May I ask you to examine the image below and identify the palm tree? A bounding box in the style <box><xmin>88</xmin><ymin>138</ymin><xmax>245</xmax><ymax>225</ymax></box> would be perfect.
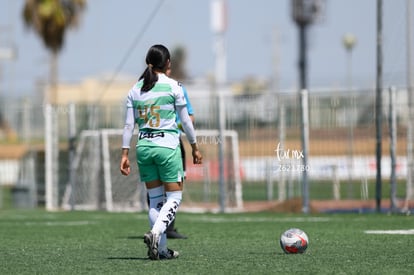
<box><xmin>22</xmin><ymin>0</ymin><xmax>86</xmax><ymax>102</ymax></box>
<box><xmin>22</xmin><ymin>0</ymin><xmax>86</xmax><ymax>210</ymax></box>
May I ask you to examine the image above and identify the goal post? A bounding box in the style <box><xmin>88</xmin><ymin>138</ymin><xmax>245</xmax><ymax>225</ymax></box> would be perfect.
<box><xmin>183</xmin><ymin>129</ymin><xmax>243</xmax><ymax>211</ymax></box>
<box><xmin>61</xmin><ymin>128</ymin><xmax>243</xmax><ymax>212</ymax></box>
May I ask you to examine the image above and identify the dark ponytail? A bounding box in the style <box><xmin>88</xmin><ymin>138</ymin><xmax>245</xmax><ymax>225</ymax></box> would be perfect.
<box><xmin>139</xmin><ymin>44</ymin><xmax>171</xmax><ymax>92</ymax></box>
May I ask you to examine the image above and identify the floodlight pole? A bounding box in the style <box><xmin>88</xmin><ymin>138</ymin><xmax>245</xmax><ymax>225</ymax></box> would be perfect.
<box><xmin>298</xmin><ymin>23</ymin><xmax>310</xmax><ymax>214</ymax></box>
<box><xmin>291</xmin><ymin>0</ymin><xmax>321</xmax><ymax>214</ymax></box>
<box><xmin>405</xmin><ymin>0</ymin><xmax>414</xmax><ymax>212</ymax></box>
<box><xmin>298</xmin><ymin>24</ymin><xmax>308</xmax><ymax>90</ymax></box>
<box><xmin>343</xmin><ymin>33</ymin><xmax>357</xmax><ymax>199</ymax></box>
<box><xmin>211</xmin><ymin>0</ymin><xmax>227</xmax><ymax>212</ymax></box>
<box><xmin>389</xmin><ymin>87</ymin><xmax>397</xmax><ymax>212</ymax></box>
<box><xmin>375</xmin><ymin>0</ymin><xmax>383</xmax><ymax>213</ymax></box>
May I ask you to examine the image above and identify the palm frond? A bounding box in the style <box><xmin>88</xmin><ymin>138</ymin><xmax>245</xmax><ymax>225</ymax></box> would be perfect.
<box><xmin>21</xmin><ymin>0</ymin><xmax>86</xmax><ymax>52</ymax></box>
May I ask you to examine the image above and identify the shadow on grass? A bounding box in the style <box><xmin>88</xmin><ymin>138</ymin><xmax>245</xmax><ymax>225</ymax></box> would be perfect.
<box><xmin>107</xmin><ymin>256</ymin><xmax>148</xmax><ymax>261</ymax></box>
<box><xmin>125</xmin><ymin>236</ymin><xmax>144</xmax><ymax>240</ymax></box>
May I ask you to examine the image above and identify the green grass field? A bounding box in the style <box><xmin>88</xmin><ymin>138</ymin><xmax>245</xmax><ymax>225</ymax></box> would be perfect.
<box><xmin>1</xmin><ymin>210</ymin><xmax>413</xmax><ymax>275</ymax></box>
<box><xmin>182</xmin><ymin>178</ymin><xmax>407</xmax><ymax>203</ymax></box>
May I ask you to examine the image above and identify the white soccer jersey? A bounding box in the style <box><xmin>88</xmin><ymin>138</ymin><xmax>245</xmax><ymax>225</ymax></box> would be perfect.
<box><xmin>124</xmin><ymin>73</ymin><xmax>187</xmax><ymax>149</ymax></box>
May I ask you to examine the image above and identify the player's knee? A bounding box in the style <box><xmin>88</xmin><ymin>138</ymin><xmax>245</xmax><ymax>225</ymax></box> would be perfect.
<box><xmin>166</xmin><ymin>191</ymin><xmax>182</xmax><ymax>205</ymax></box>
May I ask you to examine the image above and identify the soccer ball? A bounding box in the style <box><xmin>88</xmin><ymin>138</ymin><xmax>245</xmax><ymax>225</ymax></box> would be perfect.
<box><xmin>279</xmin><ymin>228</ymin><xmax>309</xmax><ymax>254</ymax></box>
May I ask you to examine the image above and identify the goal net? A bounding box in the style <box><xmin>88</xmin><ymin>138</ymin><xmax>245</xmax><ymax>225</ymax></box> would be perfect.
<box><xmin>61</xmin><ymin>129</ymin><xmax>145</xmax><ymax>211</ymax></box>
<box><xmin>61</xmin><ymin>129</ymin><xmax>242</xmax><ymax>212</ymax></box>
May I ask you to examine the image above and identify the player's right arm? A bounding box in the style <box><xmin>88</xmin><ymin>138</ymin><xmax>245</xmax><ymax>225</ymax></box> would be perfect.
<box><xmin>120</xmin><ymin>148</ymin><xmax>130</xmax><ymax>176</ymax></box>
<box><xmin>120</xmin><ymin>91</ymin><xmax>135</xmax><ymax>176</ymax></box>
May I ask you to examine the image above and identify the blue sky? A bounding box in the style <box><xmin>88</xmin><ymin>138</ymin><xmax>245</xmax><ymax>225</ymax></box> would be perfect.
<box><xmin>0</xmin><ymin>0</ymin><xmax>410</xmax><ymax>96</ymax></box>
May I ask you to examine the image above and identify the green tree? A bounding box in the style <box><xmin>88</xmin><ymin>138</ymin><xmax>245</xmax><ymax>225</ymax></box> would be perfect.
<box><xmin>170</xmin><ymin>46</ymin><xmax>187</xmax><ymax>81</ymax></box>
<box><xmin>22</xmin><ymin>0</ymin><xmax>86</xmax><ymax>102</ymax></box>
<box><xmin>22</xmin><ymin>0</ymin><xmax>86</xmax><ymax>210</ymax></box>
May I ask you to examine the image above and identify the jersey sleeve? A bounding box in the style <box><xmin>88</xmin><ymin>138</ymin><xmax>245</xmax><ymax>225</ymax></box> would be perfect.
<box><xmin>176</xmin><ymin>105</ymin><xmax>196</xmax><ymax>144</ymax></box>
<box><xmin>174</xmin><ymin>82</ymin><xmax>187</xmax><ymax>107</ymax></box>
<box><xmin>183</xmin><ymin>86</ymin><xmax>194</xmax><ymax>115</ymax></box>
<box><xmin>122</xmin><ymin>90</ymin><xmax>135</xmax><ymax>149</ymax></box>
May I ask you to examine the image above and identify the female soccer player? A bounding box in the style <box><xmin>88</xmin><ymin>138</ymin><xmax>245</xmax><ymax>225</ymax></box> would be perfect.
<box><xmin>120</xmin><ymin>44</ymin><xmax>202</xmax><ymax>260</ymax></box>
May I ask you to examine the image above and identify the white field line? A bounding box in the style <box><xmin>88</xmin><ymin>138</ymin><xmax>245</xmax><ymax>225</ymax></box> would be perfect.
<box><xmin>364</xmin><ymin>229</ymin><xmax>414</xmax><ymax>235</ymax></box>
<box><xmin>187</xmin><ymin>216</ymin><xmax>331</xmax><ymax>223</ymax></box>
<box><xmin>24</xmin><ymin>221</ymin><xmax>97</xmax><ymax>226</ymax></box>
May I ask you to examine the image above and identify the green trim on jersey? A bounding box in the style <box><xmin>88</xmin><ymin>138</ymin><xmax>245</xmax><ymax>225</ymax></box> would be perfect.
<box><xmin>157</xmin><ymin>109</ymin><xmax>176</xmax><ymax>120</ymax></box>
<box><xmin>135</xmin><ymin>81</ymin><xmax>173</xmax><ymax>93</ymax></box>
<box><xmin>132</xmin><ymin>96</ymin><xmax>174</xmax><ymax>108</ymax></box>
